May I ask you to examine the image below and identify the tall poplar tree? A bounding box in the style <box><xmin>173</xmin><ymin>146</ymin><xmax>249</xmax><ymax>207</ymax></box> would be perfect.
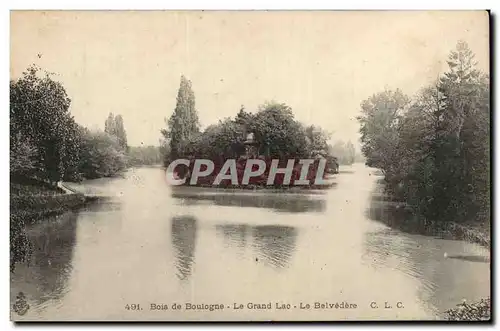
<box><xmin>104</xmin><ymin>113</ymin><xmax>127</xmax><ymax>151</ymax></box>
<box><xmin>162</xmin><ymin>75</ymin><xmax>200</xmax><ymax>162</ymax></box>
<box><xmin>114</xmin><ymin>115</ymin><xmax>128</xmax><ymax>151</ymax></box>
<box><xmin>105</xmin><ymin>112</ymin><xmax>116</xmax><ymax>136</ymax></box>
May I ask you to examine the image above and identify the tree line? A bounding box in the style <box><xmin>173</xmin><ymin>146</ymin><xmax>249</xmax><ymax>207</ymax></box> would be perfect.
<box><xmin>161</xmin><ymin>76</ymin><xmax>356</xmax><ymax>172</ymax></box>
<box><xmin>10</xmin><ymin>64</ymin><xmax>359</xmax><ymax>189</ymax></box>
<box><xmin>357</xmin><ymin>41</ymin><xmax>490</xmax><ymax>226</ymax></box>
<box><xmin>328</xmin><ymin>140</ymin><xmax>358</xmax><ymax>165</ymax></box>
<box><xmin>10</xmin><ymin>65</ymin><xmax>162</xmax><ymax>186</ymax></box>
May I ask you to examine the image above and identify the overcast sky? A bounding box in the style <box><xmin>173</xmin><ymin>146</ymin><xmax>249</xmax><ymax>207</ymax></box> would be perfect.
<box><xmin>10</xmin><ymin>11</ymin><xmax>489</xmax><ymax>147</ymax></box>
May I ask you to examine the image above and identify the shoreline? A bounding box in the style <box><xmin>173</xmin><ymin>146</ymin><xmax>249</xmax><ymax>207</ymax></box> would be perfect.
<box><xmin>382</xmin><ymin>203</ymin><xmax>491</xmax><ymax>250</ymax></box>
<box><xmin>372</xmin><ymin>176</ymin><xmax>490</xmax><ymax>249</ymax></box>
<box><xmin>172</xmin><ymin>177</ymin><xmax>338</xmax><ymax>191</ymax></box>
<box><xmin>439</xmin><ymin>221</ymin><xmax>490</xmax><ymax>249</ymax></box>
<box><xmin>171</xmin><ymin>183</ymin><xmax>336</xmax><ymax>195</ymax></box>
<box><xmin>10</xmin><ymin>193</ymin><xmax>91</xmax><ymax>222</ymax></box>
<box><xmin>374</xmin><ymin>185</ymin><xmax>491</xmax><ymax>321</ymax></box>
<box><xmin>10</xmin><ymin>175</ymin><xmax>490</xmax><ymax>321</ymax></box>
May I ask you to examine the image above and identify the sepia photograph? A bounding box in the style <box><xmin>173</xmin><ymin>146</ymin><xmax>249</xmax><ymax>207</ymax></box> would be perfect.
<box><xmin>9</xmin><ymin>10</ymin><xmax>491</xmax><ymax>321</ymax></box>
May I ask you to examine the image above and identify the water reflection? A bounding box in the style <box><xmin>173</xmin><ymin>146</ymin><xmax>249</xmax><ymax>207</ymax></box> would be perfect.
<box><xmin>363</xmin><ymin>178</ymin><xmax>491</xmax><ymax>317</ymax></box>
<box><xmin>10</xmin><ymin>216</ymin><xmax>32</xmax><ymax>273</ymax></box>
<box><xmin>366</xmin><ymin>180</ymin><xmax>434</xmax><ymax>236</ymax></box>
<box><xmin>215</xmin><ymin>223</ymin><xmax>299</xmax><ymax>269</ymax></box>
<box><xmin>80</xmin><ymin>198</ymin><xmax>122</xmax><ymax>213</ymax></box>
<box><xmin>363</xmin><ymin>229</ymin><xmax>430</xmax><ymax>283</ymax></box>
<box><xmin>363</xmin><ymin>229</ymin><xmax>439</xmax><ymax>315</ymax></box>
<box><xmin>363</xmin><ymin>227</ymin><xmax>490</xmax><ymax>316</ymax></box>
<box><xmin>10</xmin><ymin>211</ymin><xmax>78</xmax><ymax>310</ymax></box>
<box><xmin>170</xmin><ymin>216</ymin><xmax>198</xmax><ymax>281</ymax></box>
<box><xmin>252</xmin><ymin>225</ymin><xmax>298</xmax><ymax>269</ymax></box>
<box><xmin>171</xmin><ymin>190</ymin><xmax>326</xmax><ymax>213</ymax></box>
<box><xmin>215</xmin><ymin>224</ymin><xmax>248</xmax><ymax>250</ymax></box>
<box><xmin>9</xmin><ymin>167</ymin><xmax>490</xmax><ymax>321</ymax></box>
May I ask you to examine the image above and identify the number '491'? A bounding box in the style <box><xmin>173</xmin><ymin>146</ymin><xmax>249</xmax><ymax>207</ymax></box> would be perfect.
<box><xmin>125</xmin><ymin>304</ymin><xmax>142</xmax><ymax>310</ymax></box>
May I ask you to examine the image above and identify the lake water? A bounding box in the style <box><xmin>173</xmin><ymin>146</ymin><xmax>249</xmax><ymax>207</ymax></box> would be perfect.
<box><xmin>10</xmin><ymin>164</ymin><xmax>490</xmax><ymax>321</ymax></box>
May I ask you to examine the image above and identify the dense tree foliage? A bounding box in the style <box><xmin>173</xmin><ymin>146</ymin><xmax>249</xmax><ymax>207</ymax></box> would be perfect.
<box><xmin>11</xmin><ymin>65</ymin><xmax>129</xmax><ymax>185</ymax></box>
<box><xmin>162</xmin><ymin>75</ymin><xmax>200</xmax><ymax>162</ymax></box>
<box><xmin>358</xmin><ymin>41</ymin><xmax>490</xmax><ymax>226</ymax></box>
<box><xmin>177</xmin><ymin>101</ymin><xmax>333</xmax><ymax>162</ymax></box>
<box><xmin>249</xmin><ymin>102</ymin><xmax>310</xmax><ymax>158</ymax></box>
<box><xmin>162</xmin><ymin>100</ymin><xmax>341</xmax><ymax>185</ymax></box>
<box><xmin>105</xmin><ymin>112</ymin><xmax>116</xmax><ymax>136</ymax></box>
<box><xmin>328</xmin><ymin>140</ymin><xmax>356</xmax><ymax>165</ymax></box>
<box><xmin>160</xmin><ymin>86</ymin><xmax>343</xmax><ymax>170</ymax></box>
<box><xmin>127</xmin><ymin>145</ymin><xmax>163</xmax><ymax>166</ymax></box>
<box><xmin>10</xmin><ymin>132</ymin><xmax>40</xmax><ymax>178</ymax></box>
<box><xmin>105</xmin><ymin>112</ymin><xmax>128</xmax><ymax>151</ymax></box>
<box><xmin>304</xmin><ymin>125</ymin><xmax>331</xmax><ymax>157</ymax></box>
<box><xmin>10</xmin><ymin>65</ymin><xmax>80</xmax><ymax>184</ymax></box>
<box><xmin>77</xmin><ymin>129</ymin><xmax>127</xmax><ymax>179</ymax></box>
<box><xmin>114</xmin><ymin>115</ymin><xmax>128</xmax><ymax>151</ymax></box>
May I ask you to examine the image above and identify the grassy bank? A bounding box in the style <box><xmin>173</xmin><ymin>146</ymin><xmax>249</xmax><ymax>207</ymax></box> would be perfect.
<box><xmin>375</xmin><ymin>179</ymin><xmax>490</xmax><ymax>249</ymax></box>
<box><xmin>11</xmin><ymin>193</ymin><xmax>87</xmax><ymax>220</ymax></box>
<box><xmin>439</xmin><ymin>221</ymin><xmax>490</xmax><ymax>248</ymax></box>
<box><xmin>10</xmin><ymin>180</ymin><xmax>89</xmax><ymax>273</ymax></box>
<box><xmin>409</xmin><ymin>214</ymin><xmax>490</xmax><ymax>249</ymax></box>
<box><xmin>10</xmin><ymin>179</ymin><xmax>88</xmax><ymax>219</ymax></box>
<box><xmin>370</xmin><ymin>201</ymin><xmax>491</xmax><ymax>249</ymax></box>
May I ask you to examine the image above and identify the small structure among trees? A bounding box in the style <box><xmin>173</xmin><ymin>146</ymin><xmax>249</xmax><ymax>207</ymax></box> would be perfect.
<box><xmin>160</xmin><ymin>78</ymin><xmax>342</xmax><ymax>187</ymax></box>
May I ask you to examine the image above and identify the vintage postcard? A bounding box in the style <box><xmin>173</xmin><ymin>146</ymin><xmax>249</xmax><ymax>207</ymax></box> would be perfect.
<box><xmin>10</xmin><ymin>10</ymin><xmax>491</xmax><ymax>322</ymax></box>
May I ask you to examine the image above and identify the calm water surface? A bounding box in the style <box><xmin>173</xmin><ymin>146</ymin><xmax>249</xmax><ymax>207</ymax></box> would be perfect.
<box><xmin>10</xmin><ymin>164</ymin><xmax>490</xmax><ymax>321</ymax></box>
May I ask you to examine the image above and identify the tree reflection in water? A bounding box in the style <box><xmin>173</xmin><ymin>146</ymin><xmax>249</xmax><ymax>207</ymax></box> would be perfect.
<box><xmin>214</xmin><ymin>223</ymin><xmax>299</xmax><ymax>269</ymax></box>
<box><xmin>215</xmin><ymin>224</ymin><xmax>248</xmax><ymax>250</ymax></box>
<box><xmin>10</xmin><ymin>211</ymin><xmax>78</xmax><ymax>309</ymax></box>
<box><xmin>171</xmin><ymin>190</ymin><xmax>326</xmax><ymax>213</ymax></box>
<box><xmin>252</xmin><ymin>225</ymin><xmax>298</xmax><ymax>269</ymax></box>
<box><xmin>170</xmin><ymin>216</ymin><xmax>198</xmax><ymax>281</ymax></box>
<box><xmin>363</xmin><ymin>179</ymin><xmax>491</xmax><ymax>317</ymax></box>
